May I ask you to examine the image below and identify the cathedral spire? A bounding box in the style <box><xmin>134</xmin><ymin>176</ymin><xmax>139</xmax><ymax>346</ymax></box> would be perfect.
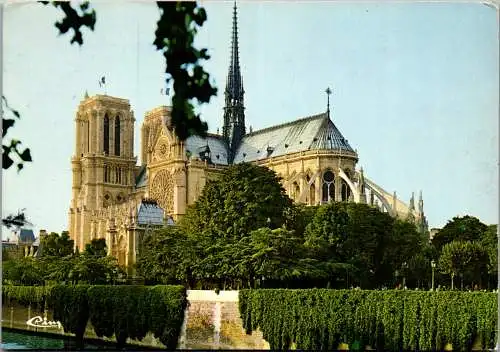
<box><xmin>223</xmin><ymin>1</ymin><xmax>246</xmax><ymax>163</ymax></box>
<box><xmin>227</xmin><ymin>1</ymin><xmax>243</xmax><ymax>100</ymax></box>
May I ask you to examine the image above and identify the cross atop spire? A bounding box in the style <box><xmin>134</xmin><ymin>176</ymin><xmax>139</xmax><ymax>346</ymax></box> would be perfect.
<box><xmin>326</xmin><ymin>87</ymin><xmax>332</xmax><ymax>117</ymax></box>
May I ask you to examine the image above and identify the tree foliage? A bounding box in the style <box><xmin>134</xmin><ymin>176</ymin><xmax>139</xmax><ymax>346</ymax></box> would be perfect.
<box><xmin>184</xmin><ymin>163</ymin><xmax>293</xmax><ymax>239</ymax></box>
<box><xmin>3</xmin><ymin>236</ymin><xmax>124</xmax><ymax>285</ymax></box>
<box><xmin>2</xmin><ymin>97</ymin><xmax>32</xmax><ymax>171</ymax></box>
<box><xmin>2</xmin><ymin>257</ymin><xmax>46</xmax><ymax>286</ymax></box>
<box><xmin>247</xmin><ymin>227</ymin><xmax>312</xmax><ymax>283</ymax></box>
<box><xmin>304</xmin><ymin>202</ymin><xmax>348</xmax><ymax>261</ymax></box>
<box><xmin>240</xmin><ymin>289</ymin><xmax>498</xmax><ymax>351</ymax></box>
<box><xmin>83</xmin><ymin>238</ymin><xmax>107</xmax><ymax>258</ymax></box>
<box><xmin>136</xmin><ymin>226</ymin><xmax>194</xmax><ymax>285</ymax></box>
<box><xmin>432</xmin><ymin>216</ymin><xmax>488</xmax><ymax>252</ymax></box>
<box><xmin>40</xmin><ymin>231</ymin><xmax>74</xmax><ymax>257</ymax></box>
<box><xmin>40</xmin><ymin>1</ymin><xmax>96</xmax><ymax>45</ymax></box>
<box><xmin>481</xmin><ymin>225</ymin><xmax>498</xmax><ymax>275</ymax></box>
<box><xmin>47</xmin><ymin>284</ymin><xmax>187</xmax><ymax>349</ymax></box>
<box><xmin>439</xmin><ymin>240</ymin><xmax>489</xmax><ymax>288</ymax></box>
<box><xmin>139</xmin><ymin>166</ymin><xmax>432</xmax><ymax>289</ymax></box>
<box><xmin>154</xmin><ymin>2</ymin><xmax>217</xmax><ymax>140</ymax></box>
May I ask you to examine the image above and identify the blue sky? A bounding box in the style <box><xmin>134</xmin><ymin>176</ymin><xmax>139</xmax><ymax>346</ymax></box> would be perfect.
<box><xmin>2</xmin><ymin>1</ymin><xmax>498</xmax><ymax>238</ymax></box>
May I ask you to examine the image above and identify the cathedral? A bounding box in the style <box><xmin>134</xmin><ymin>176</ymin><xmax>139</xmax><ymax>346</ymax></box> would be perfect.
<box><xmin>69</xmin><ymin>3</ymin><xmax>427</xmax><ymax>271</ymax></box>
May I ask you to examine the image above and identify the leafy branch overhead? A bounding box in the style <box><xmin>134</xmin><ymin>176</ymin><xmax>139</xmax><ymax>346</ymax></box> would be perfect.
<box><xmin>3</xmin><ymin>1</ymin><xmax>94</xmax><ymax>171</ymax></box>
<box><xmin>39</xmin><ymin>1</ymin><xmax>96</xmax><ymax>45</ymax></box>
<box><xmin>154</xmin><ymin>2</ymin><xmax>218</xmax><ymax>140</ymax></box>
<box><xmin>2</xmin><ymin>96</ymin><xmax>32</xmax><ymax>171</ymax></box>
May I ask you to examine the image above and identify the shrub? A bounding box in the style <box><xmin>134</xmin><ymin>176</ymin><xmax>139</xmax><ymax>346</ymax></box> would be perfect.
<box><xmin>5</xmin><ymin>284</ymin><xmax>187</xmax><ymax>350</ymax></box>
<box><xmin>239</xmin><ymin>289</ymin><xmax>498</xmax><ymax>351</ymax></box>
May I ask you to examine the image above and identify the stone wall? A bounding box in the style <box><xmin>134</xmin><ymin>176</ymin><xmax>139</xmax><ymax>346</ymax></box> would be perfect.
<box><xmin>183</xmin><ymin>290</ymin><xmax>269</xmax><ymax>349</ymax></box>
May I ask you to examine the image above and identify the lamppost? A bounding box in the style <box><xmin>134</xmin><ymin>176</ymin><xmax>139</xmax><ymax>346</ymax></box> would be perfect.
<box><xmin>431</xmin><ymin>260</ymin><xmax>436</xmax><ymax>291</ymax></box>
<box><xmin>402</xmin><ymin>262</ymin><xmax>408</xmax><ymax>289</ymax></box>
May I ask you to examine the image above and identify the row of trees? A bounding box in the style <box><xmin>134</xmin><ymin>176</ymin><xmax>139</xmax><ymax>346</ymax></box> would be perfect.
<box><xmin>136</xmin><ymin>163</ymin><xmax>498</xmax><ymax>290</ymax></box>
<box><xmin>4</xmin><ymin>163</ymin><xmax>495</xmax><ymax>290</ymax></box>
<box><xmin>2</xmin><ymin>233</ymin><xmax>125</xmax><ymax>286</ymax></box>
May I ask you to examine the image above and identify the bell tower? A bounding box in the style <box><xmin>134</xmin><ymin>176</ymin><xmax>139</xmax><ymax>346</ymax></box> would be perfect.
<box><xmin>69</xmin><ymin>94</ymin><xmax>137</xmax><ymax>251</ymax></box>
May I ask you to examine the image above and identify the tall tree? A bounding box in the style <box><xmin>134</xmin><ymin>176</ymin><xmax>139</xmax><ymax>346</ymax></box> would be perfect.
<box><xmin>178</xmin><ymin>163</ymin><xmax>293</xmax><ymax>288</ymax></box>
<box><xmin>342</xmin><ymin>203</ymin><xmax>395</xmax><ymax>288</ymax></box>
<box><xmin>183</xmin><ymin>163</ymin><xmax>293</xmax><ymax>239</ymax></box>
<box><xmin>439</xmin><ymin>240</ymin><xmax>489</xmax><ymax>289</ymax></box>
<box><xmin>432</xmin><ymin>216</ymin><xmax>488</xmax><ymax>251</ymax></box>
<box><xmin>2</xmin><ymin>257</ymin><xmax>46</xmax><ymax>286</ymax></box>
<box><xmin>382</xmin><ymin>219</ymin><xmax>426</xmax><ymax>282</ymax></box>
<box><xmin>136</xmin><ymin>226</ymin><xmax>194</xmax><ymax>285</ymax></box>
<box><xmin>84</xmin><ymin>238</ymin><xmax>107</xmax><ymax>258</ymax></box>
<box><xmin>247</xmin><ymin>227</ymin><xmax>308</xmax><ymax>283</ymax></box>
<box><xmin>304</xmin><ymin>202</ymin><xmax>349</xmax><ymax>261</ymax></box>
<box><xmin>40</xmin><ymin>231</ymin><xmax>74</xmax><ymax>257</ymax></box>
<box><xmin>481</xmin><ymin>225</ymin><xmax>498</xmax><ymax>277</ymax></box>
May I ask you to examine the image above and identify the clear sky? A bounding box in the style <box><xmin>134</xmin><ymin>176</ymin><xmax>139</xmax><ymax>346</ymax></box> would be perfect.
<box><xmin>2</xmin><ymin>1</ymin><xmax>498</xmax><ymax>239</ymax></box>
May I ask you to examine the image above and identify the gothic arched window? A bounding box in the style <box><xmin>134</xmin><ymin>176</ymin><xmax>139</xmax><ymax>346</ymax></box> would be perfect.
<box><xmin>322</xmin><ymin>170</ymin><xmax>335</xmax><ymax>203</ymax></box>
<box><xmin>103</xmin><ymin>114</ymin><xmax>110</xmax><ymax>154</ymax></box>
<box><xmin>115</xmin><ymin>116</ymin><xmax>120</xmax><ymax>156</ymax></box>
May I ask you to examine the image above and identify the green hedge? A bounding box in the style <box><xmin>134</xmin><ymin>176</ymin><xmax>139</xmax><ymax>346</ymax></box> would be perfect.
<box><xmin>2</xmin><ymin>285</ymin><xmax>50</xmax><ymax>309</ymax></box>
<box><xmin>3</xmin><ymin>284</ymin><xmax>187</xmax><ymax>350</ymax></box>
<box><xmin>87</xmin><ymin>285</ymin><xmax>187</xmax><ymax>349</ymax></box>
<box><xmin>239</xmin><ymin>289</ymin><xmax>498</xmax><ymax>351</ymax></box>
<box><xmin>48</xmin><ymin>284</ymin><xmax>90</xmax><ymax>346</ymax></box>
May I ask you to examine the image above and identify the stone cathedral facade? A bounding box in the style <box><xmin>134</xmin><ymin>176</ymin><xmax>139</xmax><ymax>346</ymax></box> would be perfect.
<box><xmin>69</xmin><ymin>3</ymin><xmax>427</xmax><ymax>271</ymax></box>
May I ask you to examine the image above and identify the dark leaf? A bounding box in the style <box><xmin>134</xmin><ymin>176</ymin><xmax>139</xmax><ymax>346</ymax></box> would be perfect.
<box><xmin>3</xmin><ymin>152</ymin><xmax>14</xmax><ymax>170</ymax></box>
<box><xmin>3</xmin><ymin>119</ymin><xmax>15</xmax><ymax>137</ymax></box>
<box><xmin>19</xmin><ymin>148</ymin><xmax>32</xmax><ymax>162</ymax></box>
